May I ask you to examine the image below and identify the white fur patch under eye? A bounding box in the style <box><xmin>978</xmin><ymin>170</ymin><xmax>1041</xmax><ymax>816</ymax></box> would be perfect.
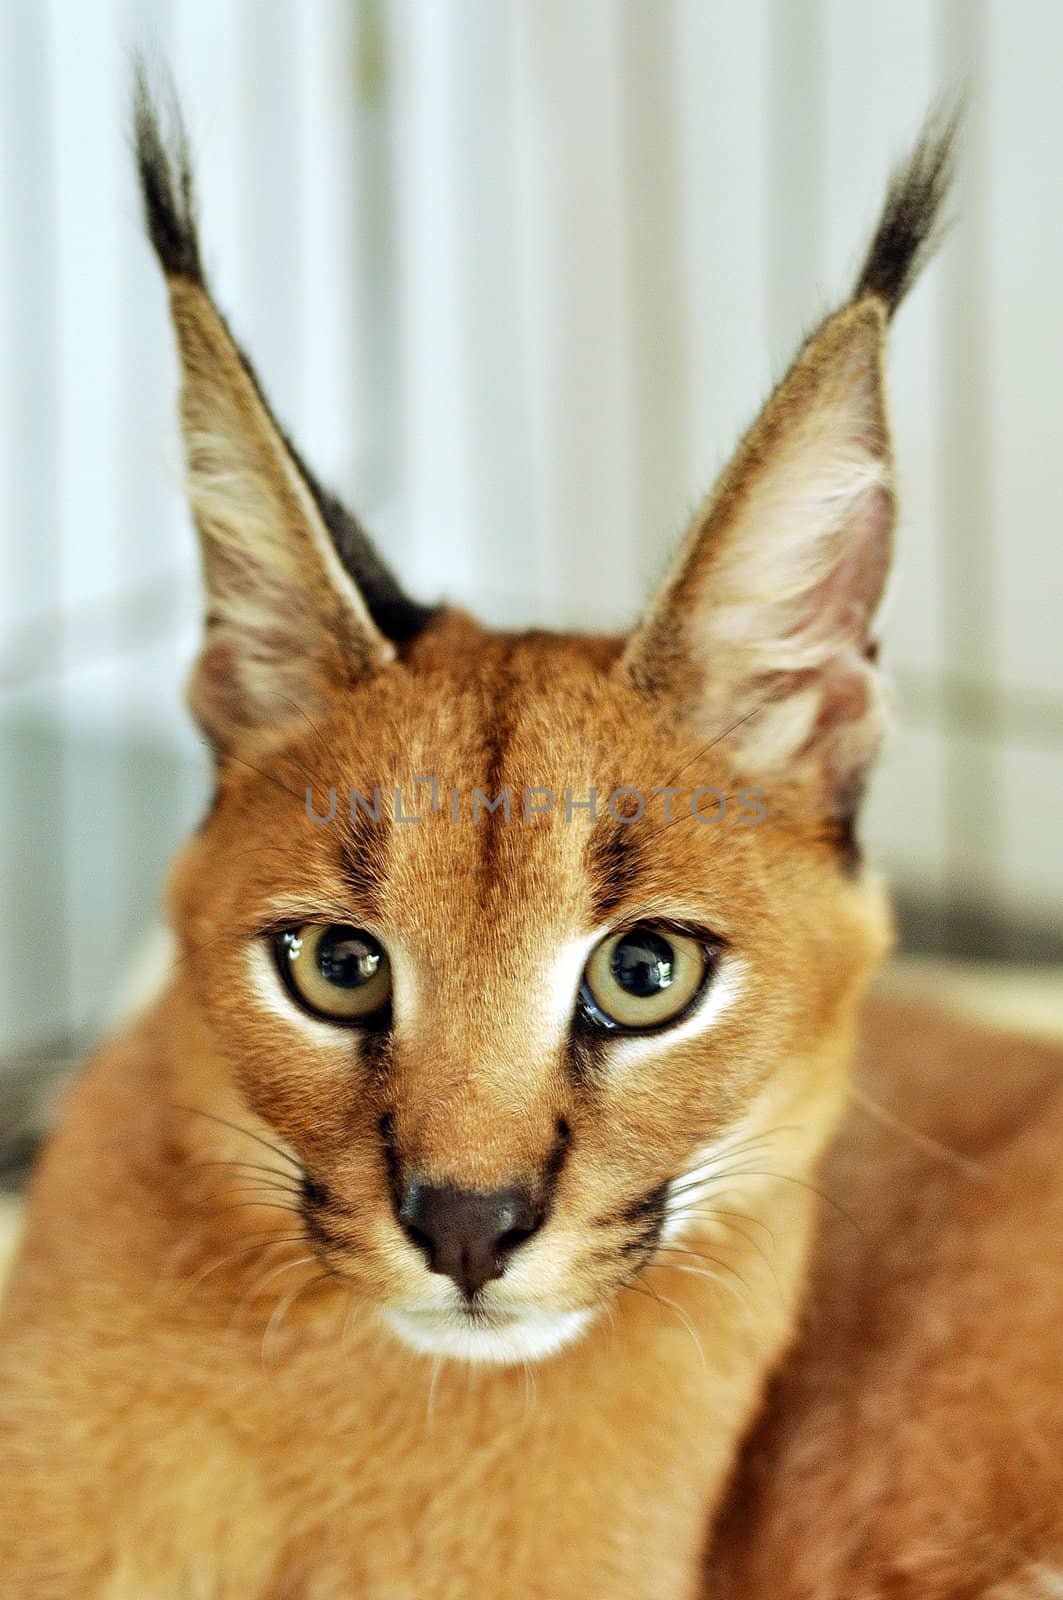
<box><xmin>544</xmin><ymin>932</ymin><xmax>608</xmax><ymax>1034</ymax></box>
<box><xmin>244</xmin><ymin>941</ymin><xmax>347</xmax><ymax>1042</ymax></box>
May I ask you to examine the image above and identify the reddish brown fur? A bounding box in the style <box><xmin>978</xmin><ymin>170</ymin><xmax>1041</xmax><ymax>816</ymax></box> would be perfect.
<box><xmin>711</xmin><ymin>996</ymin><xmax>1063</xmax><ymax>1600</ymax></box>
<box><xmin>0</xmin><ymin>606</ymin><xmax>892</xmax><ymax>1597</ymax></box>
<box><xmin>5</xmin><ymin>102</ymin><xmax>1050</xmax><ymax>1600</ymax></box>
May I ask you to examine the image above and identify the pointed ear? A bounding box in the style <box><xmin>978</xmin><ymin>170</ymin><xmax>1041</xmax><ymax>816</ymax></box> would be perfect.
<box><xmin>621</xmin><ymin>115</ymin><xmax>955</xmax><ymax>821</ymax></box>
<box><xmin>134</xmin><ymin>75</ymin><xmax>419</xmax><ymax>754</ymax></box>
<box><xmin>622</xmin><ymin>301</ymin><xmax>893</xmax><ymax>807</ymax></box>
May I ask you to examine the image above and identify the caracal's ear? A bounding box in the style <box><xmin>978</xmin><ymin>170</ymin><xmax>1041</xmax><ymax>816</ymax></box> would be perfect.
<box><xmin>621</xmin><ymin>111</ymin><xmax>957</xmax><ymax>827</ymax></box>
<box><xmin>133</xmin><ymin>71</ymin><xmax>431</xmax><ymax>755</ymax></box>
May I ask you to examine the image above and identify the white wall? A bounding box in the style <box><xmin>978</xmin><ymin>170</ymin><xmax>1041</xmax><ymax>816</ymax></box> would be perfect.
<box><xmin>1</xmin><ymin>0</ymin><xmax>1061</xmax><ymax>1053</ymax></box>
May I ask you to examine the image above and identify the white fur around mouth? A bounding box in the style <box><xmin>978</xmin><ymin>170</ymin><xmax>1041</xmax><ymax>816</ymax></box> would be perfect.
<box><xmin>383</xmin><ymin>1304</ymin><xmax>594</xmax><ymax>1364</ymax></box>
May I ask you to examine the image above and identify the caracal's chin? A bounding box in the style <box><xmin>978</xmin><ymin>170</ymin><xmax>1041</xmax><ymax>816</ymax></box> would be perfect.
<box><xmin>383</xmin><ymin>1302</ymin><xmax>596</xmax><ymax>1364</ymax></box>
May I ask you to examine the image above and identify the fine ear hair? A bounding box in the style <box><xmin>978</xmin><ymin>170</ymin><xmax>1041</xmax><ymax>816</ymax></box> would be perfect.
<box><xmin>621</xmin><ymin>109</ymin><xmax>957</xmax><ymax>827</ymax></box>
<box><xmin>133</xmin><ymin>69</ymin><xmax>427</xmax><ymax>754</ymax></box>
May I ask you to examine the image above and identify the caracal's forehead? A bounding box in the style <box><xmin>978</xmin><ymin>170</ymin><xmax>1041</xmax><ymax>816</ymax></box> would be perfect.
<box><xmin>337</xmin><ymin>618</ymin><xmax>634</xmax><ymax>786</ymax></box>
<box><xmin>312</xmin><ymin>619</ymin><xmax>757</xmax><ymax>931</ymax></box>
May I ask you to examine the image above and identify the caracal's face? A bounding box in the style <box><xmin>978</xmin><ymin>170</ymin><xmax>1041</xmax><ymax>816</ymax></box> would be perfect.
<box><xmin>171</xmin><ymin>618</ymin><xmax>888</xmax><ymax>1363</ymax></box>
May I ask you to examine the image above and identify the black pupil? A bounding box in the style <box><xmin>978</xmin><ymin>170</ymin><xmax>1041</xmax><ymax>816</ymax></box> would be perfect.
<box><xmin>317</xmin><ymin>927</ymin><xmax>382</xmax><ymax>989</ymax></box>
<box><xmin>611</xmin><ymin>930</ymin><xmax>675</xmax><ymax>997</ymax></box>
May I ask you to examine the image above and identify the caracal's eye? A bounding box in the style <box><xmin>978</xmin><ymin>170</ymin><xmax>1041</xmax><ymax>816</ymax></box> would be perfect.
<box><xmin>276</xmin><ymin>925</ymin><xmax>392</xmax><ymax>1024</ymax></box>
<box><xmin>580</xmin><ymin>926</ymin><xmax>710</xmax><ymax>1032</ymax></box>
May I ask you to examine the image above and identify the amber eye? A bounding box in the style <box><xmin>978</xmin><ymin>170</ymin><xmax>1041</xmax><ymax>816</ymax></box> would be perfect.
<box><xmin>276</xmin><ymin>925</ymin><xmax>392</xmax><ymax>1024</ymax></box>
<box><xmin>579</xmin><ymin>926</ymin><xmax>710</xmax><ymax>1032</ymax></box>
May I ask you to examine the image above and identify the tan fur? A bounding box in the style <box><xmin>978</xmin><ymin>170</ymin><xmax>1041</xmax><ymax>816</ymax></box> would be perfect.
<box><xmin>3</xmin><ymin>104</ymin><xmax>1031</xmax><ymax>1599</ymax></box>
<box><xmin>711</xmin><ymin>994</ymin><xmax>1063</xmax><ymax>1600</ymax></box>
<box><xmin>0</xmin><ymin>607</ymin><xmax>892</xmax><ymax>1597</ymax></box>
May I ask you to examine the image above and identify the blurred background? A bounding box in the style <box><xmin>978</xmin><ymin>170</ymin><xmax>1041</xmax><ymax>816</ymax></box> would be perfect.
<box><xmin>1</xmin><ymin>0</ymin><xmax>1061</xmax><ymax>1134</ymax></box>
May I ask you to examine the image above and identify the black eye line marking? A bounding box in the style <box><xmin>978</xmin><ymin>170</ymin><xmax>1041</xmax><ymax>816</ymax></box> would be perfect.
<box><xmin>537</xmin><ymin>1115</ymin><xmax>572</xmax><ymax>1225</ymax></box>
<box><xmin>565</xmin><ymin>1025</ymin><xmax>606</xmax><ymax>1084</ymax></box>
<box><xmin>357</xmin><ymin>1023</ymin><xmax>394</xmax><ymax>1079</ymax></box>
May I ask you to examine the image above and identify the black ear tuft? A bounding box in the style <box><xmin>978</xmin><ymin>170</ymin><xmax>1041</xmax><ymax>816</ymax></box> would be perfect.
<box><xmin>132</xmin><ymin>64</ymin><xmax>203</xmax><ymax>284</ymax></box>
<box><xmin>130</xmin><ymin>59</ymin><xmax>435</xmax><ymax>652</ymax></box>
<box><xmin>853</xmin><ymin>101</ymin><xmax>960</xmax><ymax>316</ymax></box>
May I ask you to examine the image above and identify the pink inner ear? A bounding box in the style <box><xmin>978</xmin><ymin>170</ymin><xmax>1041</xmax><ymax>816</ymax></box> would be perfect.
<box><xmin>700</xmin><ymin>472</ymin><xmax>895</xmax><ymax>793</ymax></box>
<box><xmin>620</xmin><ymin>301</ymin><xmax>896</xmax><ymax>798</ymax></box>
<box><xmin>768</xmin><ymin>480</ymin><xmax>893</xmax><ymax>781</ymax></box>
<box><xmin>790</xmin><ymin>480</ymin><xmax>893</xmax><ymax>656</ymax></box>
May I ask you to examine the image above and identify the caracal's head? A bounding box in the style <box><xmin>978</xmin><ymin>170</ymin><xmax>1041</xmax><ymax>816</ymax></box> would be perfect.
<box><xmin>138</xmin><ymin>79</ymin><xmax>953</xmax><ymax>1363</ymax></box>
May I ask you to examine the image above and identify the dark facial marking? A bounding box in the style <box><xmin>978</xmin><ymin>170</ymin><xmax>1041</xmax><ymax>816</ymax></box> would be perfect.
<box><xmin>378</xmin><ymin>1112</ymin><xmax>402</xmax><ymax>1207</ymax></box>
<box><xmin>619</xmin><ymin>1180</ymin><xmax>670</xmax><ymax>1229</ymax></box>
<box><xmin>537</xmin><ymin>1117</ymin><xmax>572</xmax><ymax>1221</ymax></box>
<box><xmin>588</xmin><ymin>821</ymin><xmax>646</xmax><ymax>921</ymax></box>
<box><xmin>476</xmin><ymin>638</ymin><xmax>521</xmax><ymax>885</ymax></box>
<box><xmin>594</xmin><ymin>1180</ymin><xmax>670</xmax><ymax>1233</ymax></box>
<box><xmin>566</xmin><ymin>1025</ymin><xmax>608</xmax><ymax>1085</ymax></box>
<box><xmin>339</xmin><ymin>801</ymin><xmax>390</xmax><ymax>925</ymax></box>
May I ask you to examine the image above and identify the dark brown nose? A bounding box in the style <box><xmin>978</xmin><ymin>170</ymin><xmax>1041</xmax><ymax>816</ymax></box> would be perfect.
<box><xmin>397</xmin><ymin>1181</ymin><xmax>544</xmax><ymax>1297</ymax></box>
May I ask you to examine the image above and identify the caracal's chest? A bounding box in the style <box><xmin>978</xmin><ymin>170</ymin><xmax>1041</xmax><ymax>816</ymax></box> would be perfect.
<box><xmin>80</xmin><ymin>1285</ymin><xmax>766</xmax><ymax>1600</ymax></box>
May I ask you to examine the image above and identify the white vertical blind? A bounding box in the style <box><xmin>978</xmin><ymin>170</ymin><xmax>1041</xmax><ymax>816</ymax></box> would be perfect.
<box><xmin>2</xmin><ymin>0</ymin><xmax>1062</xmax><ymax>1058</ymax></box>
